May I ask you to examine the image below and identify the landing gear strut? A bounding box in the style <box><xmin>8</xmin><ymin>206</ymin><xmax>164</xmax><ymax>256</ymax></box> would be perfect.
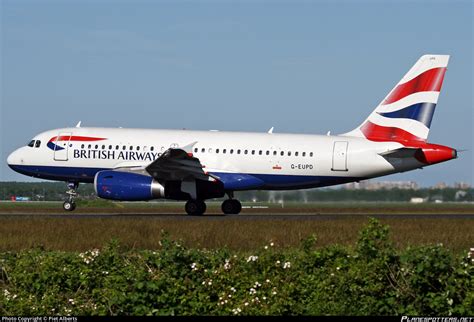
<box><xmin>221</xmin><ymin>192</ymin><xmax>242</xmax><ymax>215</ymax></box>
<box><xmin>185</xmin><ymin>199</ymin><xmax>206</xmax><ymax>216</ymax></box>
<box><xmin>63</xmin><ymin>182</ymin><xmax>78</xmax><ymax>211</ymax></box>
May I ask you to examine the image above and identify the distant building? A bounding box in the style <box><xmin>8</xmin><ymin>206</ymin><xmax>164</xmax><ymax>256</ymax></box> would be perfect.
<box><xmin>343</xmin><ymin>180</ymin><xmax>419</xmax><ymax>190</ymax></box>
<box><xmin>453</xmin><ymin>182</ymin><xmax>471</xmax><ymax>189</ymax></box>
<box><xmin>433</xmin><ymin>182</ymin><xmax>448</xmax><ymax>189</ymax></box>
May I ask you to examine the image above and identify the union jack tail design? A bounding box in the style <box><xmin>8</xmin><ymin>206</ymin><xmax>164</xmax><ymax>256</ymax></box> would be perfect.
<box><xmin>344</xmin><ymin>55</ymin><xmax>449</xmax><ymax>144</ymax></box>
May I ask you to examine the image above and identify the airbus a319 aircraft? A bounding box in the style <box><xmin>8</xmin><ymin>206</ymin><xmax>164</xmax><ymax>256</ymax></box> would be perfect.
<box><xmin>7</xmin><ymin>55</ymin><xmax>457</xmax><ymax>215</ymax></box>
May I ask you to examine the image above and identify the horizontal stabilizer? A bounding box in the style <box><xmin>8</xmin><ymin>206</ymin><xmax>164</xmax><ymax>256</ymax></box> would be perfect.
<box><xmin>379</xmin><ymin>147</ymin><xmax>421</xmax><ymax>158</ymax></box>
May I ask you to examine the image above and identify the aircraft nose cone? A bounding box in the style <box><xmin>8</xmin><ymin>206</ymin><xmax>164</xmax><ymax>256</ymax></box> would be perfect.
<box><xmin>7</xmin><ymin>149</ymin><xmax>22</xmax><ymax>167</ymax></box>
<box><xmin>7</xmin><ymin>151</ymin><xmax>15</xmax><ymax>165</ymax></box>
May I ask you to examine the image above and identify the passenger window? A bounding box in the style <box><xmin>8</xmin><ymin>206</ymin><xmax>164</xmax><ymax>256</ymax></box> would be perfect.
<box><xmin>302</xmin><ymin>152</ymin><xmax>306</xmax><ymax>157</ymax></box>
<box><xmin>216</xmin><ymin>149</ymin><xmax>220</xmax><ymax>153</ymax></box>
<box><xmin>251</xmin><ymin>150</ymin><xmax>255</xmax><ymax>155</ymax></box>
<box><xmin>109</xmin><ymin>145</ymin><xmax>112</xmax><ymax>150</ymax></box>
<box><xmin>266</xmin><ymin>151</ymin><xmax>270</xmax><ymax>155</ymax></box>
<box><xmin>295</xmin><ymin>152</ymin><xmax>299</xmax><ymax>157</ymax></box>
<box><xmin>273</xmin><ymin>151</ymin><xmax>277</xmax><ymax>156</ymax></box>
<box><xmin>201</xmin><ymin>148</ymin><xmax>205</xmax><ymax>153</ymax></box>
<box><xmin>230</xmin><ymin>149</ymin><xmax>234</xmax><ymax>154</ymax></box>
<box><xmin>288</xmin><ymin>151</ymin><xmax>291</xmax><ymax>156</ymax></box>
<box><xmin>95</xmin><ymin>145</ymin><xmax>98</xmax><ymax>149</ymax></box>
<box><xmin>259</xmin><ymin>150</ymin><xmax>262</xmax><ymax>155</ymax></box>
<box><xmin>116</xmin><ymin>145</ymin><xmax>119</xmax><ymax>150</ymax></box>
<box><xmin>81</xmin><ymin>144</ymin><xmax>85</xmax><ymax>149</ymax></box>
<box><xmin>28</xmin><ymin>140</ymin><xmax>35</xmax><ymax>147</ymax></box>
<box><xmin>123</xmin><ymin>146</ymin><xmax>126</xmax><ymax>150</ymax></box>
<box><xmin>310</xmin><ymin>152</ymin><xmax>314</xmax><ymax>157</ymax></box>
<box><xmin>137</xmin><ymin>146</ymin><xmax>140</xmax><ymax>151</ymax></box>
<box><xmin>129</xmin><ymin>146</ymin><xmax>133</xmax><ymax>150</ymax></box>
<box><xmin>244</xmin><ymin>150</ymin><xmax>248</xmax><ymax>155</ymax></box>
<box><xmin>150</xmin><ymin>146</ymin><xmax>154</xmax><ymax>151</ymax></box>
<box><xmin>280</xmin><ymin>151</ymin><xmax>284</xmax><ymax>156</ymax></box>
<box><xmin>223</xmin><ymin>149</ymin><xmax>227</xmax><ymax>154</ymax></box>
<box><xmin>194</xmin><ymin>148</ymin><xmax>198</xmax><ymax>153</ymax></box>
<box><xmin>237</xmin><ymin>149</ymin><xmax>241</xmax><ymax>154</ymax></box>
<box><xmin>88</xmin><ymin>144</ymin><xmax>92</xmax><ymax>149</ymax></box>
<box><xmin>35</xmin><ymin>140</ymin><xmax>41</xmax><ymax>148</ymax></box>
<box><xmin>102</xmin><ymin>145</ymin><xmax>105</xmax><ymax>149</ymax></box>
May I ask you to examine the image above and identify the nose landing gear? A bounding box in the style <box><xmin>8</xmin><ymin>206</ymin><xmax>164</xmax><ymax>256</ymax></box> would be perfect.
<box><xmin>63</xmin><ymin>182</ymin><xmax>78</xmax><ymax>211</ymax></box>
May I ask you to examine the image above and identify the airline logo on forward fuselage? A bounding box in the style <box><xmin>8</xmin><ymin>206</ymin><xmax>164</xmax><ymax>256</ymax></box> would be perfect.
<box><xmin>47</xmin><ymin>135</ymin><xmax>106</xmax><ymax>151</ymax></box>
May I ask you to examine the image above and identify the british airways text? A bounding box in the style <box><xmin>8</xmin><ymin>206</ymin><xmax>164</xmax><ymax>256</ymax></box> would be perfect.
<box><xmin>73</xmin><ymin>149</ymin><xmax>160</xmax><ymax>161</ymax></box>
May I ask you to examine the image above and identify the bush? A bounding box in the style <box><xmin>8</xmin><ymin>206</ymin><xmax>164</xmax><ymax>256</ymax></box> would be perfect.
<box><xmin>0</xmin><ymin>218</ymin><xmax>472</xmax><ymax>316</ymax></box>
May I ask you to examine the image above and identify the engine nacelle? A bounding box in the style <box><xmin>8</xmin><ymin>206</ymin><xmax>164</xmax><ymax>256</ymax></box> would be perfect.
<box><xmin>94</xmin><ymin>170</ymin><xmax>165</xmax><ymax>201</ymax></box>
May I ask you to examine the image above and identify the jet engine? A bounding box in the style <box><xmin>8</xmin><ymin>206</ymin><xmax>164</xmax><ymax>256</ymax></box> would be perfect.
<box><xmin>94</xmin><ymin>170</ymin><xmax>165</xmax><ymax>201</ymax></box>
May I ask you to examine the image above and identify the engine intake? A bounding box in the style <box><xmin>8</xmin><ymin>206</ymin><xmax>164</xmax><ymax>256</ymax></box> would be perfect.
<box><xmin>94</xmin><ymin>170</ymin><xmax>165</xmax><ymax>201</ymax></box>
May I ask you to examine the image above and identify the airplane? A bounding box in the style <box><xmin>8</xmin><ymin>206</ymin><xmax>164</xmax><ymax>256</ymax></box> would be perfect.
<box><xmin>7</xmin><ymin>54</ymin><xmax>457</xmax><ymax>215</ymax></box>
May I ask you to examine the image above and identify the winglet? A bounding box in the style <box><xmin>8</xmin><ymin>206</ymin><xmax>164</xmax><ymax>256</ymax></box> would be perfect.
<box><xmin>268</xmin><ymin>127</ymin><xmax>274</xmax><ymax>134</ymax></box>
<box><xmin>75</xmin><ymin>121</ymin><xmax>82</xmax><ymax>128</ymax></box>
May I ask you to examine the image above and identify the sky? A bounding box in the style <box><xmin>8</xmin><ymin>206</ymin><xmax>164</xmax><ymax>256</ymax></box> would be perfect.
<box><xmin>0</xmin><ymin>0</ymin><xmax>472</xmax><ymax>187</ymax></box>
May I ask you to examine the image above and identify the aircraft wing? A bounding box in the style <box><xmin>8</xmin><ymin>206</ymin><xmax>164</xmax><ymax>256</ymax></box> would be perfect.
<box><xmin>110</xmin><ymin>142</ymin><xmax>212</xmax><ymax>182</ymax></box>
<box><xmin>112</xmin><ymin>142</ymin><xmax>262</xmax><ymax>190</ymax></box>
<box><xmin>145</xmin><ymin>142</ymin><xmax>213</xmax><ymax>182</ymax></box>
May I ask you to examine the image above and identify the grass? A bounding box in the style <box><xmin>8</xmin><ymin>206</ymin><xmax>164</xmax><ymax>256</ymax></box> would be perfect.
<box><xmin>0</xmin><ymin>215</ymin><xmax>472</xmax><ymax>253</ymax></box>
<box><xmin>1</xmin><ymin>201</ymin><xmax>472</xmax><ymax>253</ymax></box>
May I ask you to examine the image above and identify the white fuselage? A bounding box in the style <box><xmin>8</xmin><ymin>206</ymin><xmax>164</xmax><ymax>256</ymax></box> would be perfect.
<box><xmin>7</xmin><ymin>127</ymin><xmax>424</xmax><ymax>190</ymax></box>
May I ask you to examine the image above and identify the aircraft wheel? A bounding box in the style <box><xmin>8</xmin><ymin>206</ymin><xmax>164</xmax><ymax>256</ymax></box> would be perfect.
<box><xmin>222</xmin><ymin>199</ymin><xmax>241</xmax><ymax>215</ymax></box>
<box><xmin>63</xmin><ymin>201</ymin><xmax>76</xmax><ymax>211</ymax></box>
<box><xmin>185</xmin><ymin>199</ymin><xmax>206</xmax><ymax>216</ymax></box>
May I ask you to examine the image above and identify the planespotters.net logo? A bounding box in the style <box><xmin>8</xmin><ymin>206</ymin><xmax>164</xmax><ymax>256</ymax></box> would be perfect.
<box><xmin>401</xmin><ymin>317</ymin><xmax>474</xmax><ymax>322</ymax></box>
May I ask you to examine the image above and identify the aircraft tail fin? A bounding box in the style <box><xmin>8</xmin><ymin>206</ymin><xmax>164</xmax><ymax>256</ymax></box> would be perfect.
<box><xmin>343</xmin><ymin>54</ymin><xmax>449</xmax><ymax>144</ymax></box>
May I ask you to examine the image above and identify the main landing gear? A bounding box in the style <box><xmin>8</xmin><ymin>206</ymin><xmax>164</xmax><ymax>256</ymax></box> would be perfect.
<box><xmin>185</xmin><ymin>199</ymin><xmax>207</xmax><ymax>216</ymax></box>
<box><xmin>221</xmin><ymin>191</ymin><xmax>241</xmax><ymax>215</ymax></box>
<box><xmin>63</xmin><ymin>182</ymin><xmax>78</xmax><ymax>212</ymax></box>
<box><xmin>221</xmin><ymin>199</ymin><xmax>242</xmax><ymax>215</ymax></box>
<box><xmin>184</xmin><ymin>194</ymin><xmax>242</xmax><ymax>216</ymax></box>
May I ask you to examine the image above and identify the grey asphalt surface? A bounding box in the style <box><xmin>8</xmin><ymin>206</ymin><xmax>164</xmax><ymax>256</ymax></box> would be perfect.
<box><xmin>0</xmin><ymin>213</ymin><xmax>473</xmax><ymax>220</ymax></box>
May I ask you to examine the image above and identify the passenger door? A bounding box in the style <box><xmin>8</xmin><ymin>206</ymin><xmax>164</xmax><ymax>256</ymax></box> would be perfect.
<box><xmin>54</xmin><ymin>132</ymin><xmax>72</xmax><ymax>161</ymax></box>
<box><xmin>332</xmin><ymin>141</ymin><xmax>348</xmax><ymax>171</ymax></box>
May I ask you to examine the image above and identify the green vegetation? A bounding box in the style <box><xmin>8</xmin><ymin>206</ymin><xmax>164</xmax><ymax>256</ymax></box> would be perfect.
<box><xmin>1</xmin><ymin>219</ymin><xmax>472</xmax><ymax>315</ymax></box>
<box><xmin>0</xmin><ymin>181</ymin><xmax>472</xmax><ymax>202</ymax></box>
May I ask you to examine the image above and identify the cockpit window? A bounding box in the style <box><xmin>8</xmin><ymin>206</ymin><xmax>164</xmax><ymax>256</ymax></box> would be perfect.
<box><xmin>35</xmin><ymin>140</ymin><xmax>41</xmax><ymax>148</ymax></box>
<box><xmin>27</xmin><ymin>140</ymin><xmax>35</xmax><ymax>147</ymax></box>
